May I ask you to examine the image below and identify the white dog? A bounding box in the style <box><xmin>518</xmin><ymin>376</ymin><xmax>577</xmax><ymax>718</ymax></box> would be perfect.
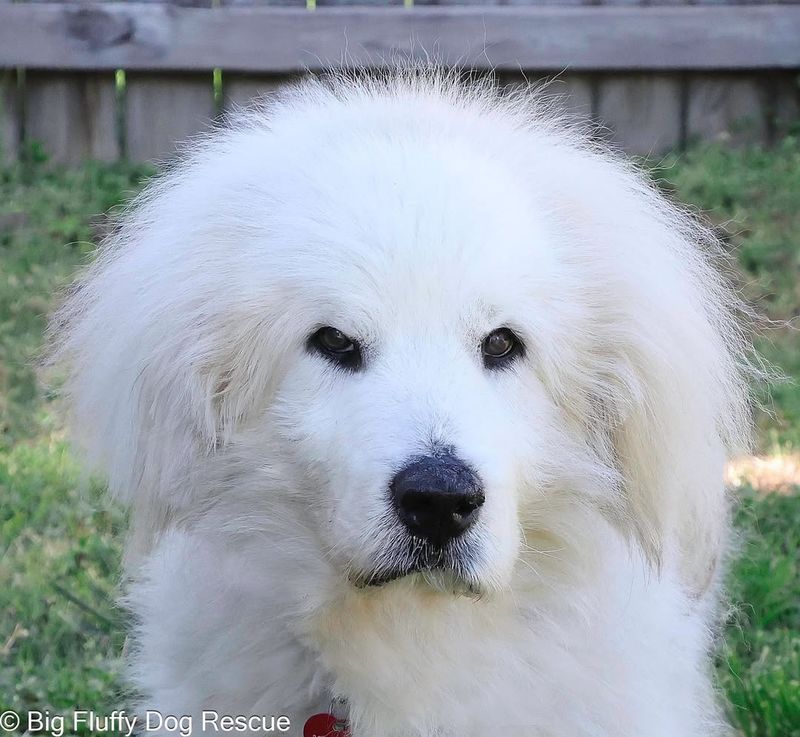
<box><xmin>52</xmin><ymin>69</ymin><xmax>752</xmax><ymax>737</ymax></box>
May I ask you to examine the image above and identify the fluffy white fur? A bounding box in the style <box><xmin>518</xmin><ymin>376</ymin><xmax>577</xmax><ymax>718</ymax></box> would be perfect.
<box><xmin>52</xmin><ymin>69</ymin><xmax>753</xmax><ymax>736</ymax></box>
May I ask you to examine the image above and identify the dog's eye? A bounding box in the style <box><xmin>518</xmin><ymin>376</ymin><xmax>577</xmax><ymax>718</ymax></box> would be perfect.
<box><xmin>308</xmin><ymin>326</ymin><xmax>363</xmax><ymax>370</ymax></box>
<box><xmin>316</xmin><ymin>327</ymin><xmax>353</xmax><ymax>353</ymax></box>
<box><xmin>481</xmin><ymin>327</ymin><xmax>523</xmax><ymax>369</ymax></box>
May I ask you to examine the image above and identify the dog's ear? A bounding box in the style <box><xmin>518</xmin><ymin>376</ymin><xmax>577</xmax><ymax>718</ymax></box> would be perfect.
<box><xmin>595</xmin><ymin>198</ymin><xmax>752</xmax><ymax>594</ymax></box>
<box><xmin>47</xmin><ymin>172</ymin><xmax>283</xmax><ymax>531</ymax></box>
<box><xmin>540</xmin><ymin>153</ymin><xmax>754</xmax><ymax>594</ymax></box>
<box><xmin>607</xmin><ymin>320</ymin><xmax>741</xmax><ymax>593</ymax></box>
<box><xmin>49</xmin><ymin>254</ymin><xmax>219</xmax><ymax>511</ymax></box>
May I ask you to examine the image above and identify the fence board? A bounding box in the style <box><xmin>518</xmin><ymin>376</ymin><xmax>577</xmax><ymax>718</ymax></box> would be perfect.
<box><xmin>499</xmin><ymin>72</ymin><xmax>594</xmax><ymax>124</ymax></box>
<box><xmin>548</xmin><ymin>74</ymin><xmax>594</xmax><ymax>122</ymax></box>
<box><xmin>686</xmin><ymin>74</ymin><xmax>767</xmax><ymax>145</ymax></box>
<box><xmin>125</xmin><ymin>73</ymin><xmax>216</xmax><ymax>162</ymax></box>
<box><xmin>1</xmin><ymin>69</ymin><xmax>19</xmax><ymax>165</ymax></box>
<box><xmin>1</xmin><ymin>2</ymin><xmax>798</xmax><ymax>162</ymax></box>
<box><xmin>414</xmin><ymin>1</ymin><xmax>584</xmax><ymax>4</ymax></box>
<box><xmin>0</xmin><ymin>0</ymin><xmax>17</xmax><ymax>164</ymax></box>
<box><xmin>412</xmin><ymin>0</ymin><xmax>507</xmax><ymax>4</ymax></box>
<box><xmin>316</xmin><ymin>0</ymin><xmax>403</xmax><ymax>5</ymax></box>
<box><xmin>24</xmin><ymin>71</ymin><xmax>119</xmax><ymax>164</ymax></box>
<box><xmin>14</xmin><ymin>0</ymin><xmax>130</xmax><ymax>165</ymax></box>
<box><xmin>221</xmin><ymin>1</ymin><xmax>304</xmax><ymax>5</ymax></box>
<box><xmin>223</xmin><ymin>74</ymin><xmax>297</xmax><ymax>113</ymax></box>
<box><xmin>2</xmin><ymin>4</ymin><xmax>800</xmax><ymax>72</ymax></box>
<box><xmin>771</xmin><ymin>71</ymin><xmax>800</xmax><ymax>139</ymax></box>
<box><xmin>596</xmin><ymin>74</ymin><xmax>682</xmax><ymax>154</ymax></box>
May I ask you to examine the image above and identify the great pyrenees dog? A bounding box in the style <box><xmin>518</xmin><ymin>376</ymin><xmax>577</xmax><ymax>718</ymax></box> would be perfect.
<box><xmin>52</xmin><ymin>69</ymin><xmax>753</xmax><ymax>737</ymax></box>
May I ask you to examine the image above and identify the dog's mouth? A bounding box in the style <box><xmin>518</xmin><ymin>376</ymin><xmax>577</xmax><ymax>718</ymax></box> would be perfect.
<box><xmin>351</xmin><ymin>541</ymin><xmax>482</xmax><ymax>596</ymax></box>
<box><xmin>356</xmin><ymin>567</ymin><xmax>414</xmax><ymax>587</ymax></box>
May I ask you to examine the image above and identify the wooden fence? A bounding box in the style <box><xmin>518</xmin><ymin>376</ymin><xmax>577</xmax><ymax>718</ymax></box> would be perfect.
<box><xmin>1</xmin><ymin>0</ymin><xmax>799</xmax><ymax>164</ymax></box>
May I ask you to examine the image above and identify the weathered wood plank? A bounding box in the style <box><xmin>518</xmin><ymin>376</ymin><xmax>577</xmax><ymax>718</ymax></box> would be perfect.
<box><xmin>1</xmin><ymin>68</ymin><xmax>19</xmax><ymax>165</ymax></box>
<box><xmin>223</xmin><ymin>73</ymin><xmax>298</xmax><ymax>114</ymax></box>
<box><xmin>220</xmin><ymin>0</ymin><xmax>304</xmax><ymax>6</ymax></box>
<box><xmin>413</xmin><ymin>0</ymin><xmax>505</xmax><ymax>5</ymax></box>
<box><xmin>2</xmin><ymin>4</ymin><xmax>800</xmax><ymax>72</ymax></box>
<box><xmin>770</xmin><ymin>71</ymin><xmax>800</xmax><ymax>140</ymax></box>
<box><xmin>596</xmin><ymin>74</ymin><xmax>683</xmax><ymax>155</ymax></box>
<box><xmin>415</xmin><ymin>1</ymin><xmax>582</xmax><ymax>4</ymax></box>
<box><xmin>499</xmin><ymin>71</ymin><xmax>594</xmax><ymax>123</ymax></box>
<box><xmin>316</xmin><ymin>0</ymin><xmax>402</xmax><ymax>6</ymax></box>
<box><xmin>686</xmin><ymin>74</ymin><xmax>768</xmax><ymax>146</ymax></box>
<box><xmin>24</xmin><ymin>72</ymin><xmax>119</xmax><ymax>164</ymax></box>
<box><xmin>125</xmin><ymin>73</ymin><xmax>216</xmax><ymax>162</ymax></box>
<box><xmin>0</xmin><ymin>0</ymin><xmax>17</xmax><ymax>163</ymax></box>
<box><xmin>546</xmin><ymin>74</ymin><xmax>594</xmax><ymax>122</ymax></box>
<box><xmin>23</xmin><ymin>0</ymin><xmax>120</xmax><ymax>164</ymax></box>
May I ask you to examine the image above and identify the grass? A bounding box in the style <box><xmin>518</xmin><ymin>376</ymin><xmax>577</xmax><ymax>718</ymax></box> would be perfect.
<box><xmin>656</xmin><ymin>139</ymin><xmax>800</xmax><ymax>452</ymax></box>
<box><xmin>0</xmin><ymin>143</ymin><xmax>798</xmax><ymax>736</ymax></box>
<box><xmin>0</xmin><ymin>163</ymin><xmax>150</xmax><ymax>720</ymax></box>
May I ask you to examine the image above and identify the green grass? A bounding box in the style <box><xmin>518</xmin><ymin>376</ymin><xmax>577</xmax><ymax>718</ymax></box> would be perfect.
<box><xmin>1</xmin><ymin>144</ymin><xmax>798</xmax><ymax>736</ymax></box>
<box><xmin>656</xmin><ymin>138</ymin><xmax>800</xmax><ymax>452</ymax></box>
<box><xmin>0</xmin><ymin>163</ymin><xmax>150</xmax><ymax>720</ymax></box>
<box><xmin>721</xmin><ymin>492</ymin><xmax>800</xmax><ymax>737</ymax></box>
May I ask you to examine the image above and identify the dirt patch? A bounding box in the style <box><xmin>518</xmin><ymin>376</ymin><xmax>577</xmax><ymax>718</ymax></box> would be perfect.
<box><xmin>726</xmin><ymin>453</ymin><xmax>800</xmax><ymax>494</ymax></box>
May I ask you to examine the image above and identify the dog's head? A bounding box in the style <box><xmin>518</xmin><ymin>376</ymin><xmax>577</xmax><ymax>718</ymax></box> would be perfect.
<box><xmin>52</xmin><ymin>72</ymin><xmax>752</xmax><ymax>596</ymax></box>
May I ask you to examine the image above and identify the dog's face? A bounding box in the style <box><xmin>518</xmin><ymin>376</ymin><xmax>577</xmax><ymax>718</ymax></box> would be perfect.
<box><xmin>58</xmin><ymin>77</ymin><xmax>744</xmax><ymax>602</ymax></box>
<box><xmin>253</xmin><ymin>135</ymin><xmax>575</xmax><ymax>595</ymax></box>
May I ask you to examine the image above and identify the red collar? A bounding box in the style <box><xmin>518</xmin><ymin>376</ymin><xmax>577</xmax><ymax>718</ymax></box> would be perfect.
<box><xmin>304</xmin><ymin>699</ymin><xmax>350</xmax><ymax>737</ymax></box>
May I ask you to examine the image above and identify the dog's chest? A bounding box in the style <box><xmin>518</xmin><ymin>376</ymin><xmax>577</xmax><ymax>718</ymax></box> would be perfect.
<box><xmin>302</xmin><ymin>586</ymin><xmax>556</xmax><ymax>736</ymax></box>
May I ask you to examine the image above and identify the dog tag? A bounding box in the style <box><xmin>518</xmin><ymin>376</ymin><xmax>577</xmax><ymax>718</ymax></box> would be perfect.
<box><xmin>303</xmin><ymin>713</ymin><xmax>350</xmax><ymax>737</ymax></box>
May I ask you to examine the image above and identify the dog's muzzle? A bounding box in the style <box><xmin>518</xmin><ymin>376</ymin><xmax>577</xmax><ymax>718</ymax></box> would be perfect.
<box><xmin>354</xmin><ymin>452</ymin><xmax>485</xmax><ymax>590</ymax></box>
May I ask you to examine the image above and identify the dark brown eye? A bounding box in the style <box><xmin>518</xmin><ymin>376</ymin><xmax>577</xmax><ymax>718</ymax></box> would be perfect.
<box><xmin>308</xmin><ymin>326</ymin><xmax>362</xmax><ymax>370</ymax></box>
<box><xmin>317</xmin><ymin>327</ymin><xmax>352</xmax><ymax>353</ymax></box>
<box><xmin>481</xmin><ymin>327</ymin><xmax>523</xmax><ymax>369</ymax></box>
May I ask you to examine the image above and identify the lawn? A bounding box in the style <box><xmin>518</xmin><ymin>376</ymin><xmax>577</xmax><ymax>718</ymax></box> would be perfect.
<box><xmin>1</xmin><ymin>142</ymin><xmax>798</xmax><ymax>737</ymax></box>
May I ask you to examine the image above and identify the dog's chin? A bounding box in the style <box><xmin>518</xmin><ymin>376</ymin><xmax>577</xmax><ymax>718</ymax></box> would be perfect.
<box><xmin>348</xmin><ymin>535</ymin><xmax>486</xmax><ymax>596</ymax></box>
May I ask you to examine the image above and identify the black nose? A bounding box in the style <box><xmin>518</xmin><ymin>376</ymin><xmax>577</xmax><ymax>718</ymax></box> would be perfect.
<box><xmin>390</xmin><ymin>453</ymin><xmax>485</xmax><ymax>547</ymax></box>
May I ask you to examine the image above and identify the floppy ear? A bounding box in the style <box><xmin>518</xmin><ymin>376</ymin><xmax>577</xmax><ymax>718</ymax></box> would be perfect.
<box><xmin>608</xmin><ymin>310</ymin><xmax>743</xmax><ymax>593</ymax></box>
<box><xmin>50</xmin><ymin>246</ymin><xmax>222</xmax><ymax>507</ymax></box>
<box><xmin>533</xmin><ymin>142</ymin><xmax>755</xmax><ymax>594</ymax></box>
<box><xmin>592</xmin><ymin>180</ymin><xmax>753</xmax><ymax>593</ymax></box>
<box><xmin>47</xmin><ymin>163</ymin><xmax>284</xmax><ymax>553</ymax></box>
